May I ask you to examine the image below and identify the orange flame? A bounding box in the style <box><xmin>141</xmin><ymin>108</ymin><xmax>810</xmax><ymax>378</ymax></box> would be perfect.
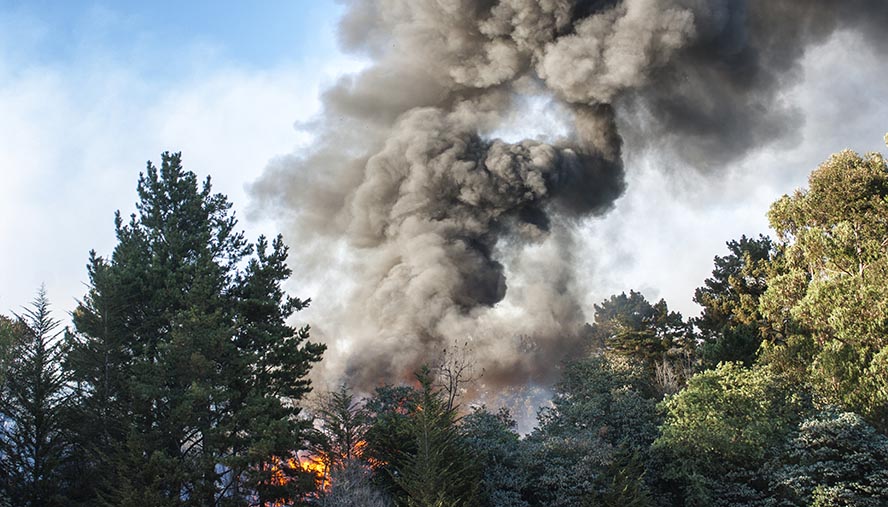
<box><xmin>299</xmin><ymin>455</ymin><xmax>328</xmax><ymax>486</ymax></box>
<box><xmin>265</xmin><ymin>453</ymin><xmax>330</xmax><ymax>506</ymax></box>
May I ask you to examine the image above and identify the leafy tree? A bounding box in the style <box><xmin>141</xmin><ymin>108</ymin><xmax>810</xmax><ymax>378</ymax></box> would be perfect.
<box><xmin>524</xmin><ymin>356</ymin><xmax>658</xmax><ymax>507</ymax></box>
<box><xmin>654</xmin><ymin>363</ymin><xmax>811</xmax><ymax>506</ymax></box>
<box><xmin>0</xmin><ymin>288</ymin><xmax>72</xmax><ymax>506</ymax></box>
<box><xmin>460</xmin><ymin>408</ymin><xmax>529</xmax><ymax>507</ymax></box>
<box><xmin>761</xmin><ymin>144</ymin><xmax>888</xmax><ymax>432</ymax></box>
<box><xmin>693</xmin><ymin>235</ymin><xmax>777</xmax><ymax>367</ymax></box>
<box><xmin>64</xmin><ymin>152</ymin><xmax>324</xmax><ymax>505</ymax></box>
<box><xmin>767</xmin><ymin>409</ymin><xmax>888</xmax><ymax>506</ymax></box>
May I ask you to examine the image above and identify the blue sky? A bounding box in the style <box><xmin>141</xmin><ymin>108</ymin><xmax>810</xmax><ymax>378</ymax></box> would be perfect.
<box><xmin>1</xmin><ymin>1</ymin><xmax>344</xmax><ymax>71</ymax></box>
<box><xmin>0</xmin><ymin>1</ymin><xmax>362</xmax><ymax>315</ymax></box>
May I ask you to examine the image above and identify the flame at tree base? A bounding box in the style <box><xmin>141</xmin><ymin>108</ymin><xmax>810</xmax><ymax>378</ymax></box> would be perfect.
<box><xmin>265</xmin><ymin>453</ymin><xmax>329</xmax><ymax>506</ymax></box>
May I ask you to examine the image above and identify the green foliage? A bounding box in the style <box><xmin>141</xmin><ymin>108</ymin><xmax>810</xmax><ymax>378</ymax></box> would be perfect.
<box><xmin>364</xmin><ymin>384</ymin><xmax>421</xmax><ymax>500</ymax></box>
<box><xmin>460</xmin><ymin>408</ymin><xmax>529</xmax><ymax>507</ymax></box>
<box><xmin>654</xmin><ymin>363</ymin><xmax>811</xmax><ymax>506</ymax></box>
<box><xmin>587</xmin><ymin>292</ymin><xmax>694</xmax><ymax>396</ymax></box>
<box><xmin>761</xmin><ymin>146</ymin><xmax>888</xmax><ymax>432</ymax></box>
<box><xmin>312</xmin><ymin>384</ymin><xmax>371</xmax><ymax>472</ymax></box>
<box><xmin>589</xmin><ymin>292</ymin><xmax>690</xmax><ymax>365</ymax></box>
<box><xmin>767</xmin><ymin>409</ymin><xmax>888</xmax><ymax>506</ymax></box>
<box><xmin>0</xmin><ymin>289</ymin><xmax>72</xmax><ymax>507</ymax></box>
<box><xmin>596</xmin><ymin>449</ymin><xmax>652</xmax><ymax>507</ymax></box>
<box><xmin>693</xmin><ymin>235</ymin><xmax>778</xmax><ymax>367</ymax></box>
<box><xmin>393</xmin><ymin>367</ymin><xmax>479</xmax><ymax>507</ymax></box>
<box><xmin>227</xmin><ymin>234</ymin><xmax>326</xmax><ymax>505</ymax></box>
<box><xmin>525</xmin><ymin>356</ymin><xmax>658</xmax><ymax>507</ymax></box>
<box><xmin>64</xmin><ymin>152</ymin><xmax>324</xmax><ymax>505</ymax></box>
<box><xmin>0</xmin><ymin>315</ymin><xmax>19</xmax><ymax>383</ymax></box>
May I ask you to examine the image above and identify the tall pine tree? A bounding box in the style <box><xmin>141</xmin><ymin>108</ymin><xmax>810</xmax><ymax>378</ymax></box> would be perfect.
<box><xmin>65</xmin><ymin>152</ymin><xmax>324</xmax><ymax>506</ymax></box>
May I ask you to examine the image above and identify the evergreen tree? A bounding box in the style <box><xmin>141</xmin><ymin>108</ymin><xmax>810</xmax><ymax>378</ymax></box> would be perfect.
<box><xmin>64</xmin><ymin>152</ymin><xmax>324</xmax><ymax>505</ymax></box>
<box><xmin>0</xmin><ymin>288</ymin><xmax>71</xmax><ymax>507</ymax></box>
<box><xmin>587</xmin><ymin>291</ymin><xmax>694</xmax><ymax>393</ymax></box>
<box><xmin>460</xmin><ymin>408</ymin><xmax>529</xmax><ymax>507</ymax></box>
<box><xmin>767</xmin><ymin>409</ymin><xmax>888</xmax><ymax>506</ymax></box>
<box><xmin>589</xmin><ymin>292</ymin><xmax>690</xmax><ymax>365</ymax></box>
<box><xmin>524</xmin><ymin>356</ymin><xmax>659</xmax><ymax>507</ymax></box>
<box><xmin>226</xmin><ymin>234</ymin><xmax>325</xmax><ymax>506</ymax></box>
<box><xmin>394</xmin><ymin>367</ymin><xmax>479</xmax><ymax>507</ymax></box>
<box><xmin>312</xmin><ymin>384</ymin><xmax>370</xmax><ymax>472</ymax></box>
<box><xmin>693</xmin><ymin>235</ymin><xmax>777</xmax><ymax>367</ymax></box>
<box><xmin>0</xmin><ymin>315</ymin><xmax>19</xmax><ymax>382</ymax></box>
<box><xmin>363</xmin><ymin>384</ymin><xmax>420</xmax><ymax>502</ymax></box>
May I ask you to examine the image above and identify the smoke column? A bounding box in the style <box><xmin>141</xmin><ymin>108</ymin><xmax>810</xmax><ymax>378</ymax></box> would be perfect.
<box><xmin>251</xmin><ymin>0</ymin><xmax>888</xmax><ymax>389</ymax></box>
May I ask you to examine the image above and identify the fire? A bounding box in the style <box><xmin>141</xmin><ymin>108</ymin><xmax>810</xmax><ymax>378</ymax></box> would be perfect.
<box><xmin>265</xmin><ymin>452</ymin><xmax>330</xmax><ymax>506</ymax></box>
<box><xmin>267</xmin><ymin>455</ymin><xmax>328</xmax><ymax>483</ymax></box>
<box><xmin>299</xmin><ymin>454</ymin><xmax>328</xmax><ymax>484</ymax></box>
<box><xmin>264</xmin><ymin>440</ymin><xmax>375</xmax><ymax>502</ymax></box>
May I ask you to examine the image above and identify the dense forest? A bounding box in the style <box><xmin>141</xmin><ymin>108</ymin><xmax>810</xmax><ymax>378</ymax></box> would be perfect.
<box><xmin>2</xmin><ymin>140</ymin><xmax>888</xmax><ymax>507</ymax></box>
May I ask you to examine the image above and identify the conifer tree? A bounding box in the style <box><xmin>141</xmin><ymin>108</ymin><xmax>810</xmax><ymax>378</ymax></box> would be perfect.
<box><xmin>0</xmin><ymin>288</ymin><xmax>71</xmax><ymax>507</ymax></box>
<box><xmin>65</xmin><ymin>152</ymin><xmax>324</xmax><ymax>505</ymax></box>
<box><xmin>693</xmin><ymin>235</ymin><xmax>777</xmax><ymax>367</ymax></box>
<box><xmin>394</xmin><ymin>367</ymin><xmax>479</xmax><ymax>507</ymax></box>
<box><xmin>312</xmin><ymin>384</ymin><xmax>370</xmax><ymax>471</ymax></box>
<box><xmin>588</xmin><ymin>291</ymin><xmax>691</xmax><ymax>368</ymax></box>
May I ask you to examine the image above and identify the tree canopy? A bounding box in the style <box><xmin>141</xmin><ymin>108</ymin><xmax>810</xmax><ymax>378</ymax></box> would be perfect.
<box><xmin>762</xmin><ymin>147</ymin><xmax>888</xmax><ymax>432</ymax></box>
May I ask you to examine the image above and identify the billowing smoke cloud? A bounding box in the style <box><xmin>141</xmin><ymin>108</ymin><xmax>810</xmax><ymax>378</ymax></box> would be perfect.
<box><xmin>251</xmin><ymin>0</ymin><xmax>888</xmax><ymax>388</ymax></box>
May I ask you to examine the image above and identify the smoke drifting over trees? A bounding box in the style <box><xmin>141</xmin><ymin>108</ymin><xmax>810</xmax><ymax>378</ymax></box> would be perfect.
<box><xmin>251</xmin><ymin>0</ymin><xmax>888</xmax><ymax>388</ymax></box>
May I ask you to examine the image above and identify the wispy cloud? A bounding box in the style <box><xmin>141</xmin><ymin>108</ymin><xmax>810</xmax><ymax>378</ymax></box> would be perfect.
<box><xmin>0</xmin><ymin>5</ymin><xmax>363</xmax><ymax>314</ymax></box>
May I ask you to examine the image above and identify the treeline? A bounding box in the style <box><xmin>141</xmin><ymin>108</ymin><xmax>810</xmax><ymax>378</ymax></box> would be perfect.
<box><xmin>2</xmin><ymin>143</ymin><xmax>888</xmax><ymax>507</ymax></box>
<box><xmin>0</xmin><ymin>153</ymin><xmax>325</xmax><ymax>506</ymax></box>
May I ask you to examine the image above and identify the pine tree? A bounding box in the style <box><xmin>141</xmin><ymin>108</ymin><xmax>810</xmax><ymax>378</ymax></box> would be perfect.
<box><xmin>227</xmin><ymin>234</ymin><xmax>325</xmax><ymax>506</ymax></box>
<box><xmin>693</xmin><ymin>235</ymin><xmax>777</xmax><ymax>367</ymax></box>
<box><xmin>65</xmin><ymin>152</ymin><xmax>324</xmax><ymax>505</ymax></box>
<box><xmin>394</xmin><ymin>367</ymin><xmax>479</xmax><ymax>507</ymax></box>
<box><xmin>0</xmin><ymin>288</ymin><xmax>72</xmax><ymax>506</ymax></box>
<box><xmin>588</xmin><ymin>291</ymin><xmax>691</xmax><ymax>368</ymax></box>
<box><xmin>312</xmin><ymin>384</ymin><xmax>370</xmax><ymax>471</ymax></box>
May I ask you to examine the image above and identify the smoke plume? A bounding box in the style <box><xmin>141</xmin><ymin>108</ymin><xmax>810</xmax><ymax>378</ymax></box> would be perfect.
<box><xmin>251</xmin><ymin>0</ymin><xmax>888</xmax><ymax>389</ymax></box>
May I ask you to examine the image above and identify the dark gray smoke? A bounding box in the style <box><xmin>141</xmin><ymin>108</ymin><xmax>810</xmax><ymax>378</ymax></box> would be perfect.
<box><xmin>250</xmin><ymin>0</ymin><xmax>888</xmax><ymax>388</ymax></box>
